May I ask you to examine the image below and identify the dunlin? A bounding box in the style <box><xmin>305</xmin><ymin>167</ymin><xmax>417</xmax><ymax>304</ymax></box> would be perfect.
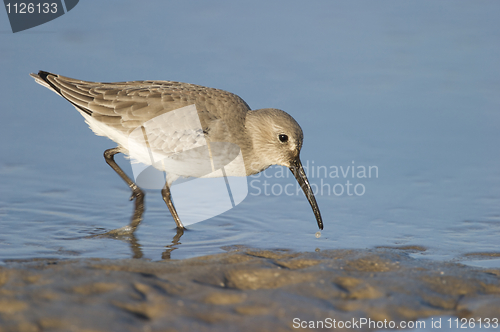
<box><xmin>31</xmin><ymin>71</ymin><xmax>323</xmax><ymax>234</ymax></box>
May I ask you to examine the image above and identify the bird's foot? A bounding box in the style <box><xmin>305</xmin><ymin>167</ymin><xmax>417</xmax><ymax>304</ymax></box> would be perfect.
<box><xmin>129</xmin><ymin>185</ymin><xmax>144</xmax><ymax>201</ymax></box>
<box><xmin>101</xmin><ymin>225</ymin><xmax>135</xmax><ymax>237</ymax></box>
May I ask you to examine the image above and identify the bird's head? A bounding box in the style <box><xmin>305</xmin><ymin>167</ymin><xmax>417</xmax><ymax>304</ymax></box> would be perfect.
<box><xmin>245</xmin><ymin>108</ymin><xmax>323</xmax><ymax>230</ymax></box>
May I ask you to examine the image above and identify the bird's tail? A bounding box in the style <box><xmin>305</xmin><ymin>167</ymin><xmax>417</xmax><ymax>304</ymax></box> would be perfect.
<box><xmin>30</xmin><ymin>71</ymin><xmax>58</xmax><ymax>93</ymax></box>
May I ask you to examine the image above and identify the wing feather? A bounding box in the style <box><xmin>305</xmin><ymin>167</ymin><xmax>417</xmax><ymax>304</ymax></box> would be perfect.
<box><xmin>30</xmin><ymin>71</ymin><xmax>252</xmax><ymax>165</ymax></box>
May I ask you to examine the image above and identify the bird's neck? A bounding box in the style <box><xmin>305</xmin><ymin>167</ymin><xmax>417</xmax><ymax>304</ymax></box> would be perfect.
<box><xmin>242</xmin><ymin>110</ymin><xmax>274</xmax><ymax>176</ymax></box>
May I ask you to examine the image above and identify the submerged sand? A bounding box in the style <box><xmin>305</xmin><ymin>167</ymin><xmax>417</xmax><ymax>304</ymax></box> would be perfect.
<box><xmin>1</xmin><ymin>247</ymin><xmax>499</xmax><ymax>331</ymax></box>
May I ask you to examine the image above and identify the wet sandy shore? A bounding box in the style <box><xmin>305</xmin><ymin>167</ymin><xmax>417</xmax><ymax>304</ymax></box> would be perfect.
<box><xmin>1</xmin><ymin>247</ymin><xmax>499</xmax><ymax>332</ymax></box>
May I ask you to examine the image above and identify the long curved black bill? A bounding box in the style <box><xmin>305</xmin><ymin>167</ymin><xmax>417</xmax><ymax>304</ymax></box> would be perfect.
<box><xmin>289</xmin><ymin>158</ymin><xmax>324</xmax><ymax>230</ymax></box>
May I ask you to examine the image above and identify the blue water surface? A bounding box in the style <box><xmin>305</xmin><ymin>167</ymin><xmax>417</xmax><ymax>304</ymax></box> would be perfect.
<box><xmin>0</xmin><ymin>1</ymin><xmax>499</xmax><ymax>264</ymax></box>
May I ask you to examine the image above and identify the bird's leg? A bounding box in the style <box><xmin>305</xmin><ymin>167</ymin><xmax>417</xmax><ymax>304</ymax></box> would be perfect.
<box><xmin>104</xmin><ymin>147</ymin><xmax>144</xmax><ymax>234</ymax></box>
<box><xmin>161</xmin><ymin>181</ymin><xmax>186</xmax><ymax>229</ymax></box>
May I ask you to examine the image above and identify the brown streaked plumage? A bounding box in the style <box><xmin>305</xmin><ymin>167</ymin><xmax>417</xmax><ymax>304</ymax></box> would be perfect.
<box><xmin>30</xmin><ymin>70</ymin><xmax>323</xmax><ymax>234</ymax></box>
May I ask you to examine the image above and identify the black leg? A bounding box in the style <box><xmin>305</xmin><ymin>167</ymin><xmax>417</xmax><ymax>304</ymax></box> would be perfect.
<box><xmin>161</xmin><ymin>181</ymin><xmax>186</xmax><ymax>229</ymax></box>
<box><xmin>104</xmin><ymin>147</ymin><xmax>145</xmax><ymax>234</ymax></box>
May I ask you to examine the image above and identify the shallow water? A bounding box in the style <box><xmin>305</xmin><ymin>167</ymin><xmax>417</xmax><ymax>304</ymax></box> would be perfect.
<box><xmin>1</xmin><ymin>1</ymin><xmax>499</xmax><ymax>266</ymax></box>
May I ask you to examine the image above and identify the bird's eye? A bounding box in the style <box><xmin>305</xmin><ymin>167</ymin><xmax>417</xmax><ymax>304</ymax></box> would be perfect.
<box><xmin>278</xmin><ymin>134</ymin><xmax>288</xmax><ymax>143</ymax></box>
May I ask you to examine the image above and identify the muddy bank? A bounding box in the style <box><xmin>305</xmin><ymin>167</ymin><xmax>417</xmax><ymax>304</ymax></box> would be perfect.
<box><xmin>1</xmin><ymin>247</ymin><xmax>499</xmax><ymax>332</ymax></box>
